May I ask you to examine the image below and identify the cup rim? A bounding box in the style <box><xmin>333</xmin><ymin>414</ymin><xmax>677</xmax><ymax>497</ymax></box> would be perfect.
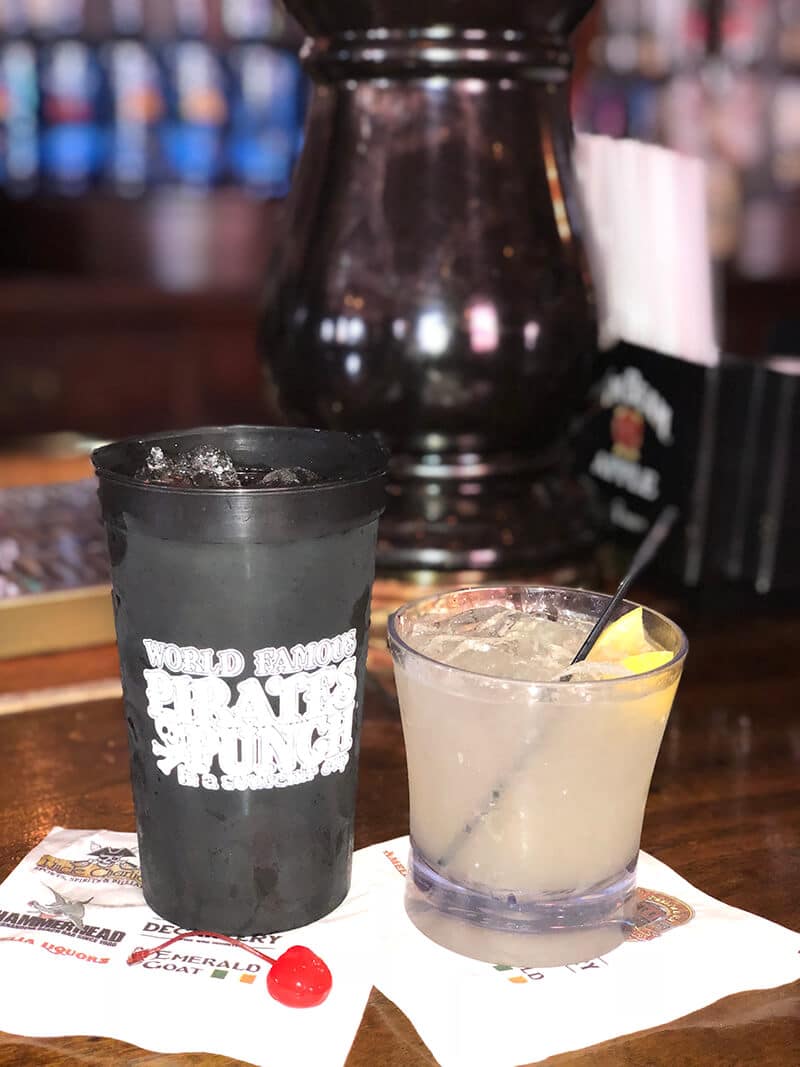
<box><xmin>91</xmin><ymin>424</ymin><xmax>389</xmax><ymax>496</ymax></box>
<box><xmin>387</xmin><ymin>584</ymin><xmax>689</xmax><ymax>690</ymax></box>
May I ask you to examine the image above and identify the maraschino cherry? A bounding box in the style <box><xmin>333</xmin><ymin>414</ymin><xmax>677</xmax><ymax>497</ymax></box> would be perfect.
<box><xmin>127</xmin><ymin>930</ymin><xmax>332</xmax><ymax>1008</ymax></box>
<box><xmin>266</xmin><ymin>944</ymin><xmax>332</xmax><ymax>1007</ymax></box>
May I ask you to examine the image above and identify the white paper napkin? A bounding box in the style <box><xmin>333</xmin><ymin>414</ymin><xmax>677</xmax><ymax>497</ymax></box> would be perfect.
<box><xmin>0</xmin><ymin>827</ymin><xmax>377</xmax><ymax>1067</ymax></box>
<box><xmin>3</xmin><ymin>829</ymin><xmax>798</xmax><ymax>1067</ymax></box>
<box><xmin>363</xmin><ymin>836</ymin><xmax>800</xmax><ymax>1067</ymax></box>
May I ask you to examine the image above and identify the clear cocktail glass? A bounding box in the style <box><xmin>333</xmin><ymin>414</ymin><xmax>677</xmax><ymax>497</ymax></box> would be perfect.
<box><xmin>388</xmin><ymin>585</ymin><xmax>688</xmax><ymax>967</ymax></box>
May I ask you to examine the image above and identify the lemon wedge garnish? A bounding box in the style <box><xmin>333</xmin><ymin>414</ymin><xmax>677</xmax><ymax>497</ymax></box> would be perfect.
<box><xmin>621</xmin><ymin>650</ymin><xmax>672</xmax><ymax>674</ymax></box>
<box><xmin>586</xmin><ymin>607</ymin><xmax>650</xmax><ymax>662</ymax></box>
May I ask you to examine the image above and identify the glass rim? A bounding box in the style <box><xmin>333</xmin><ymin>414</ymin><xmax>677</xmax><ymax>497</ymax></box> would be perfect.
<box><xmin>387</xmin><ymin>584</ymin><xmax>689</xmax><ymax>690</ymax></box>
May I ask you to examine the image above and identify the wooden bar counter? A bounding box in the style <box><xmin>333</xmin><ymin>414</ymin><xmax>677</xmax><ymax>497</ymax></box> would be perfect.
<box><xmin>0</xmin><ymin>596</ymin><xmax>798</xmax><ymax>1065</ymax></box>
<box><xmin>0</xmin><ymin>452</ymin><xmax>798</xmax><ymax>1065</ymax></box>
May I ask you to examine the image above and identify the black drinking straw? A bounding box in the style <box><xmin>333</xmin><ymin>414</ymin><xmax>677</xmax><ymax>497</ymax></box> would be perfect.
<box><xmin>570</xmin><ymin>505</ymin><xmax>680</xmax><ymax>666</ymax></box>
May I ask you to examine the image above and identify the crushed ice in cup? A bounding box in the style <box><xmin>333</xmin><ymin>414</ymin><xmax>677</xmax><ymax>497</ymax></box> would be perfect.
<box><xmin>406</xmin><ymin>606</ymin><xmax>649</xmax><ymax>683</ymax></box>
<box><xmin>134</xmin><ymin>447</ymin><xmax>324</xmax><ymax>490</ymax></box>
<box><xmin>557</xmin><ymin>660</ymin><xmax>635</xmax><ymax>682</ymax></box>
<box><xmin>138</xmin><ymin>445</ymin><xmax>174</xmax><ymax>482</ymax></box>
<box><xmin>257</xmin><ymin>466</ymin><xmax>320</xmax><ymax>488</ymax></box>
<box><xmin>181</xmin><ymin>446</ymin><xmax>241</xmax><ymax>488</ymax></box>
<box><xmin>136</xmin><ymin>445</ymin><xmax>241</xmax><ymax>488</ymax></box>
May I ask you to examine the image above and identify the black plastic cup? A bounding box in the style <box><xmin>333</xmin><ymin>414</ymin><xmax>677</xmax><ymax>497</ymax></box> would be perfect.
<box><xmin>92</xmin><ymin>426</ymin><xmax>387</xmax><ymax>935</ymax></box>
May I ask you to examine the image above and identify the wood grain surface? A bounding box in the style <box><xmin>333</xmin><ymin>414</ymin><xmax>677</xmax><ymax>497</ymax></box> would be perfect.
<box><xmin>0</xmin><ymin>606</ymin><xmax>798</xmax><ymax>1065</ymax></box>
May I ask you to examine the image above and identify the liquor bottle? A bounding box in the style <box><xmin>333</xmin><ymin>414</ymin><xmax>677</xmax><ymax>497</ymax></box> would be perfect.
<box><xmin>103</xmin><ymin>0</ymin><xmax>165</xmax><ymax>194</ymax></box>
<box><xmin>0</xmin><ymin>0</ymin><xmax>39</xmax><ymax>194</ymax></box>
<box><xmin>38</xmin><ymin>0</ymin><xmax>105</xmax><ymax>195</ymax></box>
<box><xmin>224</xmin><ymin>0</ymin><xmax>303</xmax><ymax>197</ymax></box>
<box><xmin>161</xmin><ymin>0</ymin><xmax>228</xmax><ymax>188</ymax></box>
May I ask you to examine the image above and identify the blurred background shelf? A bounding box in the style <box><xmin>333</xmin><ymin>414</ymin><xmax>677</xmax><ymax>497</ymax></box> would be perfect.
<box><xmin>0</xmin><ymin>189</ymin><xmax>280</xmax><ymax>287</ymax></box>
<box><xmin>0</xmin><ymin>0</ymin><xmax>796</xmax><ymax>666</ymax></box>
<box><xmin>0</xmin><ymin>1</ymin><xmax>796</xmax><ymax>444</ymax></box>
<box><xmin>0</xmin><ymin>191</ymin><xmax>279</xmax><ymax>437</ymax></box>
<box><xmin>0</xmin><ymin>276</ymin><xmax>270</xmax><ymax>436</ymax></box>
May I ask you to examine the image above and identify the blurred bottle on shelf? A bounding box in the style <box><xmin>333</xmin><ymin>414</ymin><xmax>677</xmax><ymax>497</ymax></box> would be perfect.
<box><xmin>711</xmin><ymin>1</ymin><xmax>797</xmax><ymax>280</ymax></box>
<box><xmin>718</xmin><ymin>0</ymin><xmax>774</xmax><ymax>66</ymax></box>
<box><xmin>777</xmin><ymin>0</ymin><xmax>800</xmax><ymax>64</ymax></box>
<box><xmin>37</xmin><ymin>0</ymin><xmax>106</xmax><ymax>195</ymax></box>
<box><xmin>160</xmin><ymin>0</ymin><xmax>228</xmax><ymax>188</ymax></box>
<box><xmin>224</xmin><ymin>0</ymin><xmax>304</xmax><ymax>197</ymax></box>
<box><xmin>0</xmin><ymin>0</ymin><xmax>309</xmax><ymax>199</ymax></box>
<box><xmin>102</xmin><ymin>0</ymin><xmax>165</xmax><ymax>194</ymax></box>
<box><xmin>0</xmin><ymin>0</ymin><xmax>40</xmax><ymax>194</ymax></box>
<box><xmin>578</xmin><ymin>0</ymin><xmax>800</xmax><ymax>283</ymax></box>
<box><xmin>223</xmin><ymin>0</ymin><xmax>285</xmax><ymax>42</ymax></box>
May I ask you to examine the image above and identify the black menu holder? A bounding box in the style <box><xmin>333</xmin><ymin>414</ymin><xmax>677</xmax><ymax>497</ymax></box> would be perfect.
<box><xmin>576</xmin><ymin>343</ymin><xmax>799</xmax><ymax>592</ymax></box>
<box><xmin>575</xmin><ymin>342</ymin><xmax>719</xmax><ymax>586</ymax></box>
<box><xmin>710</xmin><ymin>356</ymin><xmax>799</xmax><ymax>594</ymax></box>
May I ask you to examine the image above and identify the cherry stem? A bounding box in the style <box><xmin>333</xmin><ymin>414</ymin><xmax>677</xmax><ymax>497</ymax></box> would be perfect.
<box><xmin>127</xmin><ymin>930</ymin><xmax>278</xmax><ymax>968</ymax></box>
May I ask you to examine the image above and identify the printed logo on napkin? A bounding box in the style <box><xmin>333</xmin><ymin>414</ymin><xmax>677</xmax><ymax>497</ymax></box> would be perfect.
<box><xmin>0</xmin><ymin>829</ymin><xmax>307</xmax><ymax>975</ymax></box>
<box><xmin>0</xmin><ymin>830</ymin><xmax>146</xmax><ymax>953</ymax></box>
<box><xmin>142</xmin><ymin>629</ymin><xmax>358</xmax><ymax>792</ymax></box>
<box><xmin>35</xmin><ymin>841</ymin><xmax>141</xmax><ymax>892</ymax></box>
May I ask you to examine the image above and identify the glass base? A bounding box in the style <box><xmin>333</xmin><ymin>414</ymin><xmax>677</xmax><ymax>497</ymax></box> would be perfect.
<box><xmin>405</xmin><ymin>846</ymin><xmax>638</xmax><ymax>968</ymax></box>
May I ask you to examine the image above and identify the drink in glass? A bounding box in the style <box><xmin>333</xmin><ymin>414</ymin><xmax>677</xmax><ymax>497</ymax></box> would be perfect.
<box><xmin>388</xmin><ymin>585</ymin><xmax>687</xmax><ymax>966</ymax></box>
